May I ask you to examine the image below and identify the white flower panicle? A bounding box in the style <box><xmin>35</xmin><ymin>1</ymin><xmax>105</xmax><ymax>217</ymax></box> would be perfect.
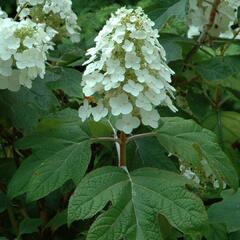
<box><xmin>188</xmin><ymin>0</ymin><xmax>240</xmax><ymax>39</ymax></box>
<box><xmin>0</xmin><ymin>17</ymin><xmax>56</xmax><ymax>91</ymax></box>
<box><xmin>17</xmin><ymin>0</ymin><xmax>81</xmax><ymax>43</ymax></box>
<box><xmin>179</xmin><ymin>159</ymin><xmax>226</xmax><ymax>189</ymax></box>
<box><xmin>79</xmin><ymin>7</ymin><xmax>177</xmax><ymax>134</ymax></box>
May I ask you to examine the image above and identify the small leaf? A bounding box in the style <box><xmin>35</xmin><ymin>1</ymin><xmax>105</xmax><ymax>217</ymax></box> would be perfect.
<box><xmin>68</xmin><ymin>167</ymin><xmax>207</xmax><ymax>239</ymax></box>
<box><xmin>46</xmin><ymin>210</ymin><xmax>67</xmax><ymax>232</ymax></box>
<box><xmin>148</xmin><ymin>0</ymin><xmax>188</xmax><ymax>29</ymax></box>
<box><xmin>18</xmin><ymin>218</ymin><xmax>42</xmax><ymax>236</ymax></box>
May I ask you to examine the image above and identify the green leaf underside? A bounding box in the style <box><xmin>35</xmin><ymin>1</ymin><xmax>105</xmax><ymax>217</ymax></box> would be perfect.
<box><xmin>157</xmin><ymin>117</ymin><xmax>238</xmax><ymax>189</ymax></box>
<box><xmin>68</xmin><ymin>167</ymin><xmax>207</xmax><ymax>240</ymax></box>
<box><xmin>9</xmin><ymin>109</ymin><xmax>91</xmax><ymax>201</ymax></box>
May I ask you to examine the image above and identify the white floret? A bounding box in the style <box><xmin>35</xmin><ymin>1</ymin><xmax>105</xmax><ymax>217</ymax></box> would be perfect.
<box><xmin>140</xmin><ymin>109</ymin><xmax>160</xmax><ymax>128</ymax></box>
<box><xmin>91</xmin><ymin>101</ymin><xmax>108</xmax><ymax>122</ymax></box>
<box><xmin>135</xmin><ymin>93</ymin><xmax>152</xmax><ymax>111</ymax></box>
<box><xmin>125</xmin><ymin>51</ymin><xmax>141</xmax><ymax>70</ymax></box>
<box><xmin>78</xmin><ymin>100</ymin><xmax>92</xmax><ymax>122</ymax></box>
<box><xmin>109</xmin><ymin>93</ymin><xmax>133</xmax><ymax>116</ymax></box>
<box><xmin>0</xmin><ymin>58</ymin><xmax>13</xmax><ymax>77</ymax></box>
<box><xmin>123</xmin><ymin>80</ymin><xmax>144</xmax><ymax>97</ymax></box>
<box><xmin>116</xmin><ymin>114</ymin><xmax>140</xmax><ymax>134</ymax></box>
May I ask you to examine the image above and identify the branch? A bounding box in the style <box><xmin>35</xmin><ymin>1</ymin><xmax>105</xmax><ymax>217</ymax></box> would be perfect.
<box><xmin>91</xmin><ymin>137</ymin><xmax>120</xmax><ymax>143</ymax></box>
<box><xmin>221</xmin><ymin>28</ymin><xmax>240</xmax><ymax>56</ymax></box>
<box><xmin>119</xmin><ymin>132</ymin><xmax>127</xmax><ymax>167</ymax></box>
<box><xmin>127</xmin><ymin>132</ymin><xmax>157</xmax><ymax>144</ymax></box>
<box><xmin>7</xmin><ymin>206</ymin><xmax>19</xmax><ymax>237</ymax></box>
<box><xmin>185</xmin><ymin>0</ymin><xmax>221</xmax><ymax>63</ymax></box>
<box><xmin>14</xmin><ymin>3</ymin><xmax>28</xmax><ymax>21</ymax></box>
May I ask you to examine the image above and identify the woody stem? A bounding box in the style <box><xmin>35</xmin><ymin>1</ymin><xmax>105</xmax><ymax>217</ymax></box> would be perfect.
<box><xmin>119</xmin><ymin>131</ymin><xmax>127</xmax><ymax>167</ymax></box>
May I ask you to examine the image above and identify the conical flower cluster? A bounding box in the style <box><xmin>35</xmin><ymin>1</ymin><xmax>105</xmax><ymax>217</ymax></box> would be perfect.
<box><xmin>79</xmin><ymin>7</ymin><xmax>177</xmax><ymax>134</ymax></box>
<box><xmin>17</xmin><ymin>0</ymin><xmax>81</xmax><ymax>43</ymax></box>
<box><xmin>0</xmin><ymin>17</ymin><xmax>56</xmax><ymax>91</ymax></box>
<box><xmin>188</xmin><ymin>0</ymin><xmax>240</xmax><ymax>39</ymax></box>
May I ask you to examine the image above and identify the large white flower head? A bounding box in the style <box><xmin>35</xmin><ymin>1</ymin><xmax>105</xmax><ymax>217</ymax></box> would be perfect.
<box><xmin>0</xmin><ymin>17</ymin><xmax>56</xmax><ymax>91</ymax></box>
<box><xmin>17</xmin><ymin>0</ymin><xmax>81</xmax><ymax>43</ymax></box>
<box><xmin>79</xmin><ymin>7</ymin><xmax>177</xmax><ymax>134</ymax></box>
<box><xmin>188</xmin><ymin>0</ymin><xmax>240</xmax><ymax>39</ymax></box>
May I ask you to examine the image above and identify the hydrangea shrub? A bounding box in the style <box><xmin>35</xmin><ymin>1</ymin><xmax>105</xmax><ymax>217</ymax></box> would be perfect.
<box><xmin>0</xmin><ymin>1</ymin><xmax>240</xmax><ymax>239</ymax></box>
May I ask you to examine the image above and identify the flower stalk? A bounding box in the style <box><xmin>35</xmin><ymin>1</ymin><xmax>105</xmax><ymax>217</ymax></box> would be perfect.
<box><xmin>119</xmin><ymin>131</ymin><xmax>127</xmax><ymax>167</ymax></box>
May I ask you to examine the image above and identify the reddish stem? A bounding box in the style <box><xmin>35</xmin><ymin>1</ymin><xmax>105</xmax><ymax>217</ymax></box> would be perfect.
<box><xmin>119</xmin><ymin>132</ymin><xmax>127</xmax><ymax>167</ymax></box>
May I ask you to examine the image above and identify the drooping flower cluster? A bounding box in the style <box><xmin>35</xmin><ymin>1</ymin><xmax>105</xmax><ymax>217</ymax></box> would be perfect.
<box><xmin>188</xmin><ymin>0</ymin><xmax>240</xmax><ymax>39</ymax></box>
<box><xmin>17</xmin><ymin>0</ymin><xmax>81</xmax><ymax>43</ymax></box>
<box><xmin>0</xmin><ymin>17</ymin><xmax>56</xmax><ymax>91</ymax></box>
<box><xmin>79</xmin><ymin>7</ymin><xmax>177</xmax><ymax>134</ymax></box>
<box><xmin>179</xmin><ymin>159</ymin><xmax>226</xmax><ymax>190</ymax></box>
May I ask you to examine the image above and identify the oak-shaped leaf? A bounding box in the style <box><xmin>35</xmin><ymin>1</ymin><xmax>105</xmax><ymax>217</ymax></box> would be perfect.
<box><xmin>68</xmin><ymin>167</ymin><xmax>207</xmax><ymax>240</ymax></box>
<box><xmin>8</xmin><ymin>109</ymin><xmax>91</xmax><ymax>201</ymax></box>
<box><xmin>157</xmin><ymin>117</ymin><xmax>238</xmax><ymax>189</ymax></box>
